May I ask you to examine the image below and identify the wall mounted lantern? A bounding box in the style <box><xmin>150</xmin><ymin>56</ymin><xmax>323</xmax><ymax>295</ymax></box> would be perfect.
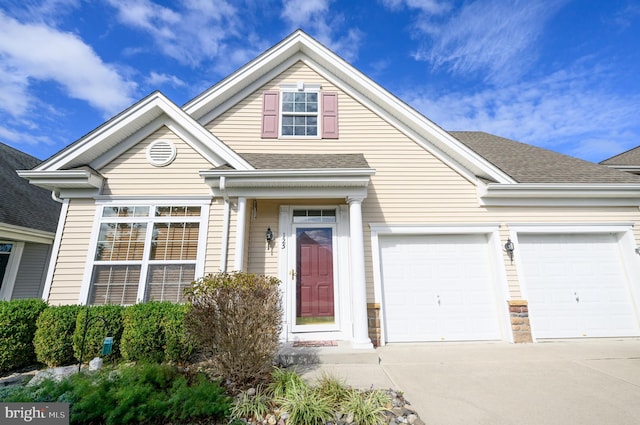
<box><xmin>266</xmin><ymin>227</ymin><xmax>274</xmax><ymax>242</ymax></box>
<box><xmin>504</xmin><ymin>238</ymin><xmax>515</xmax><ymax>264</ymax></box>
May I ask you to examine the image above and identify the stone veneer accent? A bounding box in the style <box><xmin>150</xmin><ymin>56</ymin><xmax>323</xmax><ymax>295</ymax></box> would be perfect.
<box><xmin>509</xmin><ymin>300</ymin><xmax>533</xmax><ymax>343</ymax></box>
<box><xmin>367</xmin><ymin>303</ymin><xmax>381</xmax><ymax>347</ymax></box>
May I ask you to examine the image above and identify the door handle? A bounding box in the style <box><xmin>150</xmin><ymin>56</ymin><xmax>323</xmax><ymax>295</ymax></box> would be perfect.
<box><xmin>574</xmin><ymin>291</ymin><xmax>579</xmax><ymax>303</ymax></box>
<box><xmin>437</xmin><ymin>294</ymin><xmax>441</xmax><ymax>306</ymax></box>
<box><xmin>290</xmin><ymin>269</ymin><xmax>296</xmax><ymax>280</ymax></box>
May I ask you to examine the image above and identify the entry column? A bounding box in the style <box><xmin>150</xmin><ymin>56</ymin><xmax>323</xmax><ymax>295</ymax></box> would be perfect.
<box><xmin>348</xmin><ymin>196</ymin><xmax>373</xmax><ymax>349</ymax></box>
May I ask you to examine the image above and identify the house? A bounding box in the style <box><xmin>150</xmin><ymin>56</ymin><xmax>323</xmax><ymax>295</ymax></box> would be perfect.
<box><xmin>0</xmin><ymin>142</ymin><xmax>61</xmax><ymax>300</ymax></box>
<box><xmin>600</xmin><ymin>146</ymin><xmax>640</xmax><ymax>175</ymax></box>
<box><xmin>18</xmin><ymin>31</ymin><xmax>640</xmax><ymax>347</ymax></box>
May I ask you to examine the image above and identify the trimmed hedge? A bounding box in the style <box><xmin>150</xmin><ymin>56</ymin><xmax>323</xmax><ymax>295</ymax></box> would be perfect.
<box><xmin>120</xmin><ymin>302</ymin><xmax>193</xmax><ymax>363</ymax></box>
<box><xmin>1</xmin><ymin>300</ymin><xmax>194</xmax><ymax>373</ymax></box>
<box><xmin>0</xmin><ymin>299</ymin><xmax>48</xmax><ymax>372</ymax></box>
<box><xmin>34</xmin><ymin>304</ymin><xmax>83</xmax><ymax>367</ymax></box>
<box><xmin>162</xmin><ymin>303</ymin><xmax>194</xmax><ymax>363</ymax></box>
<box><xmin>73</xmin><ymin>305</ymin><xmax>125</xmax><ymax>362</ymax></box>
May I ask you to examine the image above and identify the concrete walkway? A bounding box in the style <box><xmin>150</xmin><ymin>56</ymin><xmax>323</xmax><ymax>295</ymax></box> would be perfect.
<box><xmin>300</xmin><ymin>338</ymin><xmax>640</xmax><ymax>425</ymax></box>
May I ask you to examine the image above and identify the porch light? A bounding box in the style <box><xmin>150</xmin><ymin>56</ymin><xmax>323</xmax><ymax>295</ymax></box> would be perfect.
<box><xmin>266</xmin><ymin>227</ymin><xmax>274</xmax><ymax>242</ymax></box>
<box><xmin>504</xmin><ymin>239</ymin><xmax>515</xmax><ymax>264</ymax></box>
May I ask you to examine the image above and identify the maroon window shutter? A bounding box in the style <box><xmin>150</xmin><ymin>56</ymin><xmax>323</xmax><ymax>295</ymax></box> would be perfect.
<box><xmin>321</xmin><ymin>92</ymin><xmax>339</xmax><ymax>139</ymax></box>
<box><xmin>261</xmin><ymin>91</ymin><xmax>279</xmax><ymax>139</ymax></box>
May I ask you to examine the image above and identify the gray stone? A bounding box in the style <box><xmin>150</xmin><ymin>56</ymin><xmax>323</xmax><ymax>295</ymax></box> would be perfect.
<box><xmin>407</xmin><ymin>414</ymin><xmax>418</xmax><ymax>424</ymax></box>
<box><xmin>345</xmin><ymin>412</ymin><xmax>354</xmax><ymax>424</ymax></box>
<box><xmin>28</xmin><ymin>365</ymin><xmax>78</xmax><ymax>386</ymax></box>
<box><xmin>89</xmin><ymin>357</ymin><xmax>103</xmax><ymax>371</ymax></box>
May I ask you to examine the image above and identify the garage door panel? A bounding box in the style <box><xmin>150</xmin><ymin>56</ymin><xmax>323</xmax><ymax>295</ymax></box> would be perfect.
<box><xmin>381</xmin><ymin>234</ymin><xmax>501</xmax><ymax>342</ymax></box>
<box><xmin>519</xmin><ymin>233</ymin><xmax>639</xmax><ymax>339</ymax></box>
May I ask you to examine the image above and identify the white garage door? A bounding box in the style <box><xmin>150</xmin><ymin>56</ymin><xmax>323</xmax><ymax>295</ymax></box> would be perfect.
<box><xmin>519</xmin><ymin>233</ymin><xmax>640</xmax><ymax>339</ymax></box>
<box><xmin>380</xmin><ymin>234</ymin><xmax>502</xmax><ymax>342</ymax></box>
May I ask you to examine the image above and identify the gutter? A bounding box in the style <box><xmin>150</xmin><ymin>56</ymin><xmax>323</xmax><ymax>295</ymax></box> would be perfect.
<box><xmin>479</xmin><ymin>183</ymin><xmax>640</xmax><ymax>206</ymax></box>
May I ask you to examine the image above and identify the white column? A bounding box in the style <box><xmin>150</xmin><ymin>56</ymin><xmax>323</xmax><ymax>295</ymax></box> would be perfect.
<box><xmin>348</xmin><ymin>196</ymin><xmax>373</xmax><ymax>349</ymax></box>
<box><xmin>234</xmin><ymin>197</ymin><xmax>247</xmax><ymax>271</ymax></box>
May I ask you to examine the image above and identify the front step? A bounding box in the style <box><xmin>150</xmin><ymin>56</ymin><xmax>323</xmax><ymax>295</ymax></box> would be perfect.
<box><xmin>276</xmin><ymin>341</ymin><xmax>379</xmax><ymax>366</ymax></box>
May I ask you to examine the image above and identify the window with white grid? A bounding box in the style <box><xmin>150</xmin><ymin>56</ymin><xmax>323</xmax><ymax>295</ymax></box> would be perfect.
<box><xmin>89</xmin><ymin>205</ymin><xmax>204</xmax><ymax>304</ymax></box>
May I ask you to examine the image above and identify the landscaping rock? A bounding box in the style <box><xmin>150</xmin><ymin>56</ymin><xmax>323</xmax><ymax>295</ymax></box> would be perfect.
<box><xmin>89</xmin><ymin>357</ymin><xmax>103</xmax><ymax>371</ymax></box>
<box><xmin>28</xmin><ymin>365</ymin><xmax>79</xmax><ymax>386</ymax></box>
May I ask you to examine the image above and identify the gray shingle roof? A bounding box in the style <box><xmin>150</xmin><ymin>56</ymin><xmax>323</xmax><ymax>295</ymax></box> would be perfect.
<box><xmin>0</xmin><ymin>143</ymin><xmax>61</xmax><ymax>233</ymax></box>
<box><xmin>219</xmin><ymin>153</ymin><xmax>371</xmax><ymax>170</ymax></box>
<box><xmin>600</xmin><ymin>145</ymin><xmax>640</xmax><ymax>166</ymax></box>
<box><xmin>449</xmin><ymin>131</ymin><xmax>640</xmax><ymax>184</ymax></box>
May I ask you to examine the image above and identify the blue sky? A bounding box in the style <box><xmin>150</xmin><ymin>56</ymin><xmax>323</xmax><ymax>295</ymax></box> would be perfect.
<box><xmin>0</xmin><ymin>0</ymin><xmax>639</xmax><ymax>163</ymax></box>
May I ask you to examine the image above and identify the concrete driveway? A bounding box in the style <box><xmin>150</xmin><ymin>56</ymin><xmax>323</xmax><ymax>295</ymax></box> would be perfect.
<box><xmin>302</xmin><ymin>338</ymin><xmax>640</xmax><ymax>425</ymax></box>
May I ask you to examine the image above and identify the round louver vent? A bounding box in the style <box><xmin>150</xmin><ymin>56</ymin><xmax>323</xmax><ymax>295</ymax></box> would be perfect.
<box><xmin>146</xmin><ymin>140</ymin><xmax>176</xmax><ymax>166</ymax></box>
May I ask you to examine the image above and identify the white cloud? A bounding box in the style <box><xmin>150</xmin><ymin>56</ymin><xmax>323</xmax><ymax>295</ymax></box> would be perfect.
<box><xmin>427</xmin><ymin>0</ymin><xmax>566</xmax><ymax>82</ymax></box>
<box><xmin>0</xmin><ymin>11</ymin><xmax>137</xmax><ymax>117</ymax></box>
<box><xmin>146</xmin><ymin>72</ymin><xmax>186</xmax><ymax>88</ymax></box>
<box><xmin>105</xmin><ymin>0</ymin><xmax>260</xmax><ymax>69</ymax></box>
<box><xmin>0</xmin><ymin>63</ymin><xmax>31</xmax><ymax>117</ymax></box>
<box><xmin>280</xmin><ymin>0</ymin><xmax>364</xmax><ymax>61</ymax></box>
<box><xmin>1</xmin><ymin>0</ymin><xmax>81</xmax><ymax>24</ymax></box>
<box><xmin>379</xmin><ymin>0</ymin><xmax>451</xmax><ymax>14</ymax></box>
<box><xmin>401</xmin><ymin>65</ymin><xmax>640</xmax><ymax>161</ymax></box>
<box><xmin>384</xmin><ymin>0</ymin><xmax>567</xmax><ymax>84</ymax></box>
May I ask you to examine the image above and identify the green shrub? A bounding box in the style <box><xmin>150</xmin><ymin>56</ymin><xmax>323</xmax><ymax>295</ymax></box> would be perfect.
<box><xmin>185</xmin><ymin>271</ymin><xmax>283</xmax><ymax>388</ymax></box>
<box><xmin>314</xmin><ymin>372</ymin><xmax>351</xmax><ymax>411</ymax></box>
<box><xmin>121</xmin><ymin>302</ymin><xmax>194</xmax><ymax>363</ymax></box>
<box><xmin>276</xmin><ymin>380</ymin><xmax>333</xmax><ymax>425</ymax></box>
<box><xmin>73</xmin><ymin>305</ymin><xmax>124</xmax><ymax>363</ymax></box>
<box><xmin>34</xmin><ymin>305</ymin><xmax>82</xmax><ymax>367</ymax></box>
<box><xmin>341</xmin><ymin>389</ymin><xmax>391</xmax><ymax>425</ymax></box>
<box><xmin>231</xmin><ymin>386</ymin><xmax>272</xmax><ymax>422</ymax></box>
<box><xmin>269</xmin><ymin>367</ymin><xmax>307</xmax><ymax>398</ymax></box>
<box><xmin>120</xmin><ymin>302</ymin><xmax>167</xmax><ymax>363</ymax></box>
<box><xmin>0</xmin><ymin>363</ymin><xmax>231</xmax><ymax>424</ymax></box>
<box><xmin>162</xmin><ymin>302</ymin><xmax>194</xmax><ymax>363</ymax></box>
<box><xmin>0</xmin><ymin>298</ymin><xmax>48</xmax><ymax>372</ymax></box>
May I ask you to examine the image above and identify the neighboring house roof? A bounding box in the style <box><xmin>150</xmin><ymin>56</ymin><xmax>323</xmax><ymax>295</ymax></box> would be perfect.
<box><xmin>600</xmin><ymin>145</ymin><xmax>640</xmax><ymax>166</ymax></box>
<box><xmin>599</xmin><ymin>145</ymin><xmax>640</xmax><ymax>175</ymax></box>
<box><xmin>450</xmin><ymin>131</ymin><xmax>640</xmax><ymax>184</ymax></box>
<box><xmin>0</xmin><ymin>142</ymin><xmax>61</xmax><ymax>233</ymax></box>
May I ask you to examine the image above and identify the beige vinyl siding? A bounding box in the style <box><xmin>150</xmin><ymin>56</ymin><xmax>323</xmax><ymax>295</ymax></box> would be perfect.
<box><xmin>203</xmin><ymin>198</ymin><xmax>238</xmax><ymax>274</ymax></box>
<box><xmin>246</xmin><ymin>200</ymin><xmax>280</xmax><ymax>275</ymax></box>
<box><xmin>100</xmin><ymin>126</ymin><xmax>213</xmax><ymax>196</ymax></box>
<box><xmin>206</xmin><ymin>61</ymin><xmax>640</xmax><ymax>303</ymax></box>
<box><xmin>48</xmin><ymin>199</ymin><xmax>96</xmax><ymax>305</ymax></box>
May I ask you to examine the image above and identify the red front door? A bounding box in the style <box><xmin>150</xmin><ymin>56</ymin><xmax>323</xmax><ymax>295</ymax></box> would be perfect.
<box><xmin>296</xmin><ymin>228</ymin><xmax>335</xmax><ymax>325</ymax></box>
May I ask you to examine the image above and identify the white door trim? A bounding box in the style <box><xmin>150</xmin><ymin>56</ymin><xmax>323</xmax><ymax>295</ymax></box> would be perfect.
<box><xmin>278</xmin><ymin>205</ymin><xmax>351</xmax><ymax>342</ymax></box>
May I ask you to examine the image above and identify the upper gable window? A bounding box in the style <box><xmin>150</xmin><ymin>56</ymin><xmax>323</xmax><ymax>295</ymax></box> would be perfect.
<box><xmin>261</xmin><ymin>83</ymin><xmax>339</xmax><ymax>139</ymax></box>
<box><xmin>281</xmin><ymin>91</ymin><xmax>318</xmax><ymax>136</ymax></box>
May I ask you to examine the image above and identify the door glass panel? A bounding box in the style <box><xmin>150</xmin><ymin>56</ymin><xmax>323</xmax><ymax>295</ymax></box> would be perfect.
<box><xmin>296</xmin><ymin>228</ymin><xmax>335</xmax><ymax>325</ymax></box>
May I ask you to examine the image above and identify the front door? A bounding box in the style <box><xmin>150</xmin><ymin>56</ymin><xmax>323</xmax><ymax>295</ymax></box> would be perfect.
<box><xmin>295</xmin><ymin>227</ymin><xmax>336</xmax><ymax>327</ymax></box>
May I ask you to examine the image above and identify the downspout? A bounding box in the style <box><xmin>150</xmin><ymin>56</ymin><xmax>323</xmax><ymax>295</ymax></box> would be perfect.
<box><xmin>219</xmin><ymin>176</ymin><xmax>230</xmax><ymax>272</ymax></box>
<box><xmin>51</xmin><ymin>190</ymin><xmax>63</xmax><ymax>203</ymax></box>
